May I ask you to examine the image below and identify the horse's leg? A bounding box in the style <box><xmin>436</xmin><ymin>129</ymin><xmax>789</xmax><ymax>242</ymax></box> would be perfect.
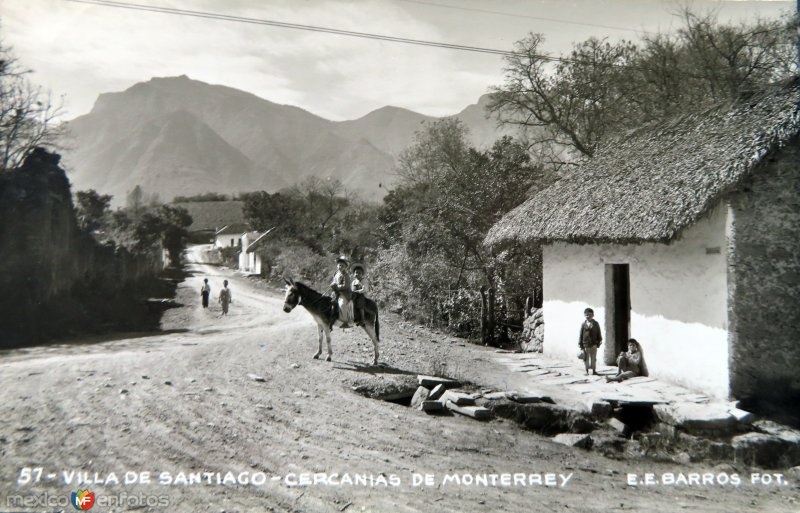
<box><xmin>313</xmin><ymin>323</ymin><xmax>323</xmax><ymax>360</ymax></box>
<box><xmin>324</xmin><ymin>325</ymin><xmax>333</xmax><ymax>362</ymax></box>
<box><xmin>362</xmin><ymin>313</ymin><xmax>380</xmax><ymax>366</ymax></box>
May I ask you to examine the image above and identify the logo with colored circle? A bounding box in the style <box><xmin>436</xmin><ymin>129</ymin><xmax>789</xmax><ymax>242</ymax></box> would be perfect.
<box><xmin>71</xmin><ymin>489</ymin><xmax>95</xmax><ymax>510</ymax></box>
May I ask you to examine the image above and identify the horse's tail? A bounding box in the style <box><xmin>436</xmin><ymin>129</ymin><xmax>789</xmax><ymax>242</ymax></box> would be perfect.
<box><xmin>374</xmin><ymin>308</ymin><xmax>380</xmax><ymax>341</ymax></box>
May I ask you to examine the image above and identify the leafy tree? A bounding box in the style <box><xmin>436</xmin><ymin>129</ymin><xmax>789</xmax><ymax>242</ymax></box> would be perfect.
<box><xmin>374</xmin><ymin>119</ymin><xmax>544</xmax><ymax>337</ymax></box>
<box><xmin>109</xmin><ymin>199</ymin><xmax>192</xmax><ymax>266</ymax></box>
<box><xmin>0</xmin><ymin>37</ymin><xmax>64</xmax><ymax>169</ymax></box>
<box><xmin>156</xmin><ymin>205</ymin><xmax>192</xmax><ymax>266</ymax></box>
<box><xmin>243</xmin><ymin>178</ymin><xmax>355</xmax><ymax>254</ymax></box>
<box><xmin>126</xmin><ymin>185</ymin><xmax>145</xmax><ymax>221</ymax></box>
<box><xmin>75</xmin><ymin>189</ymin><xmax>113</xmax><ymax>232</ymax></box>
<box><xmin>489</xmin><ymin>10</ymin><xmax>796</xmax><ymax>165</ymax></box>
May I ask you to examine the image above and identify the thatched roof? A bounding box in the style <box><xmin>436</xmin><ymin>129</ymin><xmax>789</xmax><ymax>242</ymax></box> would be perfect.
<box><xmin>485</xmin><ymin>81</ymin><xmax>800</xmax><ymax>246</ymax></box>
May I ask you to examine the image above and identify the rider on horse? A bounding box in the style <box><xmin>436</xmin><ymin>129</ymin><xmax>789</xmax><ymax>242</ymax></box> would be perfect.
<box><xmin>351</xmin><ymin>263</ymin><xmax>366</xmax><ymax>327</ymax></box>
<box><xmin>330</xmin><ymin>255</ymin><xmax>354</xmax><ymax>328</ymax></box>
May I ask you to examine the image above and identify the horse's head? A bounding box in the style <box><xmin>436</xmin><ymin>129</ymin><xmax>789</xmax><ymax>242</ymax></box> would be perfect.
<box><xmin>283</xmin><ymin>277</ymin><xmax>299</xmax><ymax>313</ymax></box>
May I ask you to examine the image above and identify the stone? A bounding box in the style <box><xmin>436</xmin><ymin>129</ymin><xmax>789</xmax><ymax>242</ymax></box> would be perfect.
<box><xmin>482</xmin><ymin>391</ymin><xmax>509</xmax><ymax>401</ymax></box>
<box><xmin>653</xmin><ymin>403</ymin><xmax>737</xmax><ymax>434</ymax></box>
<box><xmin>508</xmin><ymin>391</ymin><xmax>554</xmax><ymax>404</ymax></box>
<box><xmin>727</xmin><ymin>407</ymin><xmax>754</xmax><ymax>424</ymax></box>
<box><xmin>489</xmin><ymin>401</ymin><xmax>594</xmax><ymax>434</ymax></box>
<box><xmin>607</xmin><ymin>417</ymin><xmax>629</xmax><ymax>436</ymax></box>
<box><xmin>653</xmin><ymin>422</ymin><xmax>677</xmax><ymax>439</ymax></box>
<box><xmin>442</xmin><ymin>391</ymin><xmax>476</xmax><ymax>406</ymax></box>
<box><xmin>428</xmin><ymin>384</ymin><xmax>447</xmax><ymax>401</ymax></box>
<box><xmin>410</xmin><ymin>386</ymin><xmax>429</xmax><ymax>410</ymax></box>
<box><xmin>446</xmin><ymin>401</ymin><xmax>491</xmax><ymax>420</ymax></box>
<box><xmin>731</xmin><ymin>432</ymin><xmax>787</xmax><ymax>468</ymax></box>
<box><xmin>247</xmin><ymin>374</ymin><xmax>267</xmax><ymax>383</ymax></box>
<box><xmin>552</xmin><ymin>433</ymin><xmax>592</xmax><ymax>449</ymax></box>
<box><xmin>421</xmin><ymin>400</ymin><xmax>445</xmax><ymax>412</ymax></box>
<box><xmin>585</xmin><ymin>399</ymin><xmax>612</xmax><ymax>419</ymax></box>
<box><xmin>417</xmin><ymin>375</ymin><xmax>460</xmax><ymax>389</ymax></box>
<box><xmin>753</xmin><ymin>420</ymin><xmax>800</xmax><ymax>444</ymax></box>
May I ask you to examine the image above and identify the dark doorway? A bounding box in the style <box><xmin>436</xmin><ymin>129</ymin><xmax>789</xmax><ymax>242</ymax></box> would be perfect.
<box><xmin>604</xmin><ymin>264</ymin><xmax>630</xmax><ymax>364</ymax></box>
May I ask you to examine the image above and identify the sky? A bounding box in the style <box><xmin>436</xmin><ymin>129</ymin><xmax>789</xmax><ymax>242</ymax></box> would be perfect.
<box><xmin>1</xmin><ymin>0</ymin><xmax>793</xmax><ymax>121</ymax></box>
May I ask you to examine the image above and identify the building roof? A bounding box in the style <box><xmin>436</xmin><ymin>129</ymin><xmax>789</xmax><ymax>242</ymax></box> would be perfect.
<box><xmin>244</xmin><ymin>227</ymin><xmax>277</xmax><ymax>253</ymax></box>
<box><xmin>215</xmin><ymin>223</ymin><xmax>250</xmax><ymax>236</ymax></box>
<box><xmin>485</xmin><ymin>80</ymin><xmax>800</xmax><ymax>246</ymax></box>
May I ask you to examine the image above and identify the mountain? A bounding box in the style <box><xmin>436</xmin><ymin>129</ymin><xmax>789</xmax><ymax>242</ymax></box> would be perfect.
<box><xmin>62</xmin><ymin>76</ymin><xmax>508</xmax><ymax>204</ymax></box>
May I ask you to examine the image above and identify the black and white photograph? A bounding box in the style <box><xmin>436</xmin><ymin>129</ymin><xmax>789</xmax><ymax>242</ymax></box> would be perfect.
<box><xmin>1</xmin><ymin>0</ymin><xmax>799</xmax><ymax>511</ymax></box>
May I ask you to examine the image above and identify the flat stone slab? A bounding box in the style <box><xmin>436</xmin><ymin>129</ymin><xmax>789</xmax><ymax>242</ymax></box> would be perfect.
<box><xmin>441</xmin><ymin>391</ymin><xmax>476</xmax><ymax>406</ymax></box>
<box><xmin>552</xmin><ymin>433</ymin><xmax>592</xmax><ymax>449</ymax></box>
<box><xmin>417</xmin><ymin>375</ymin><xmax>460</xmax><ymax>389</ymax></box>
<box><xmin>543</xmin><ymin>376</ymin><xmax>591</xmax><ymax>386</ymax></box>
<box><xmin>537</xmin><ymin>362</ymin><xmax>573</xmax><ymax>369</ymax></box>
<box><xmin>507</xmin><ymin>391</ymin><xmax>553</xmax><ymax>404</ymax></box>
<box><xmin>654</xmin><ymin>403</ymin><xmax>736</xmax><ymax>431</ymax></box>
<box><xmin>600</xmin><ymin>393</ymin><xmax>670</xmax><ymax>406</ymax></box>
<box><xmin>446</xmin><ymin>401</ymin><xmax>492</xmax><ymax>420</ymax></box>
<box><xmin>421</xmin><ymin>400</ymin><xmax>446</xmax><ymax>412</ymax></box>
<box><xmin>522</xmin><ymin>369</ymin><xmax>555</xmax><ymax>376</ymax></box>
<box><xmin>410</xmin><ymin>386</ymin><xmax>429</xmax><ymax>410</ymax></box>
<box><xmin>754</xmin><ymin>420</ymin><xmax>800</xmax><ymax>444</ymax></box>
<box><xmin>428</xmin><ymin>384</ymin><xmax>446</xmax><ymax>401</ymax></box>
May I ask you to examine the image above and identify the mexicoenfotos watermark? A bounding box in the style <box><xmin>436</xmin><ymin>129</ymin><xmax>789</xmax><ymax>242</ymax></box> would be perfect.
<box><xmin>5</xmin><ymin>490</ymin><xmax>171</xmax><ymax>510</ymax></box>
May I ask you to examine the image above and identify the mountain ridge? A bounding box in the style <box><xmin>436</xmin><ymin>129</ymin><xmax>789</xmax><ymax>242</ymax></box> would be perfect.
<box><xmin>61</xmin><ymin>76</ymin><xmax>508</xmax><ymax>204</ymax></box>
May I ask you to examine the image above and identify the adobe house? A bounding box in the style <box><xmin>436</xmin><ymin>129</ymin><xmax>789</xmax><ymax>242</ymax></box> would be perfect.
<box><xmin>238</xmin><ymin>228</ymin><xmax>275</xmax><ymax>275</ymax></box>
<box><xmin>213</xmin><ymin>223</ymin><xmax>249</xmax><ymax>249</ymax></box>
<box><xmin>485</xmin><ymin>81</ymin><xmax>800</xmax><ymax>405</ymax></box>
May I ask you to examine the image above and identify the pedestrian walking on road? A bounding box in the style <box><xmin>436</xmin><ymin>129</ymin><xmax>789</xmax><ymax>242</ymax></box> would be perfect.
<box><xmin>219</xmin><ymin>280</ymin><xmax>232</xmax><ymax>316</ymax></box>
<box><xmin>200</xmin><ymin>278</ymin><xmax>211</xmax><ymax>308</ymax></box>
<box><xmin>578</xmin><ymin>307</ymin><xmax>602</xmax><ymax>375</ymax></box>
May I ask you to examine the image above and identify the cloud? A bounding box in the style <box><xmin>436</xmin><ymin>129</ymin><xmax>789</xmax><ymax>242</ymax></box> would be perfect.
<box><xmin>2</xmin><ymin>0</ymin><xmax>791</xmax><ymax>120</ymax></box>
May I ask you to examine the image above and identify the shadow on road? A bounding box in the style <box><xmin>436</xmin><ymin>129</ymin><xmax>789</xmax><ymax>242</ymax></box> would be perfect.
<box><xmin>333</xmin><ymin>361</ymin><xmax>418</xmax><ymax>377</ymax></box>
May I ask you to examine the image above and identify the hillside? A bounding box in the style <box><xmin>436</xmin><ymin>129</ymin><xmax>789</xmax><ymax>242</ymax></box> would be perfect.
<box><xmin>62</xmin><ymin>76</ymin><xmax>510</xmax><ymax>204</ymax></box>
<box><xmin>172</xmin><ymin>200</ymin><xmax>246</xmax><ymax>233</ymax></box>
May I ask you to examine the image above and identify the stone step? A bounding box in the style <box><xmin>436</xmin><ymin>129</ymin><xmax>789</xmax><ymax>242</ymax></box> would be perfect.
<box><xmin>446</xmin><ymin>401</ymin><xmax>492</xmax><ymax>420</ymax></box>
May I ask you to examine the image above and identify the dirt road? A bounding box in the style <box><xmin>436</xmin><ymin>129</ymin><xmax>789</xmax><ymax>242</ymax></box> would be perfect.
<box><xmin>0</xmin><ymin>247</ymin><xmax>796</xmax><ymax>512</ymax></box>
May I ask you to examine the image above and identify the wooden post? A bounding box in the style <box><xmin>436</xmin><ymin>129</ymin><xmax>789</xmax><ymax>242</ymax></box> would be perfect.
<box><xmin>480</xmin><ymin>286</ymin><xmax>488</xmax><ymax>344</ymax></box>
<box><xmin>487</xmin><ymin>287</ymin><xmax>495</xmax><ymax>346</ymax></box>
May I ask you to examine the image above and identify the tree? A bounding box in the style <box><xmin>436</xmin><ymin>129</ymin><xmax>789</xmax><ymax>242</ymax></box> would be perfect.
<box><xmin>373</xmin><ymin>119</ymin><xmax>544</xmax><ymax>336</ymax></box>
<box><xmin>157</xmin><ymin>205</ymin><xmax>192</xmax><ymax>266</ymax></box>
<box><xmin>0</xmin><ymin>38</ymin><xmax>64</xmax><ymax>170</ymax></box>
<box><xmin>126</xmin><ymin>185</ymin><xmax>145</xmax><ymax>221</ymax></box>
<box><xmin>242</xmin><ymin>178</ymin><xmax>354</xmax><ymax>254</ymax></box>
<box><xmin>130</xmin><ymin>205</ymin><xmax>191</xmax><ymax>265</ymax></box>
<box><xmin>489</xmin><ymin>10</ymin><xmax>796</xmax><ymax>166</ymax></box>
<box><xmin>75</xmin><ymin>189</ymin><xmax>113</xmax><ymax>232</ymax></box>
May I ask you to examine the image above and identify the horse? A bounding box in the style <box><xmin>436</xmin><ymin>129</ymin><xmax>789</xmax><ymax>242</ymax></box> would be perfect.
<box><xmin>282</xmin><ymin>277</ymin><xmax>380</xmax><ymax>365</ymax></box>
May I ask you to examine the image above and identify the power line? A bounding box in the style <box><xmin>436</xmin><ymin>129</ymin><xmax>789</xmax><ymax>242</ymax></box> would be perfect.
<box><xmin>62</xmin><ymin>0</ymin><xmax>793</xmax><ymax>81</ymax></box>
<box><xmin>64</xmin><ymin>0</ymin><xmax>522</xmax><ymax>57</ymax></box>
<box><xmin>397</xmin><ymin>0</ymin><xmax>658</xmax><ymax>35</ymax></box>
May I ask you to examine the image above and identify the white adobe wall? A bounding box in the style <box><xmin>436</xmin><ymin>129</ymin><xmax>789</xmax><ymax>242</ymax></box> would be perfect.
<box><xmin>542</xmin><ymin>205</ymin><xmax>730</xmax><ymax>398</ymax></box>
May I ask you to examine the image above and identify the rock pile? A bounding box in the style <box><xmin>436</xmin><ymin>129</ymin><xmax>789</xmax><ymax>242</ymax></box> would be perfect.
<box><xmin>519</xmin><ymin>308</ymin><xmax>544</xmax><ymax>352</ymax></box>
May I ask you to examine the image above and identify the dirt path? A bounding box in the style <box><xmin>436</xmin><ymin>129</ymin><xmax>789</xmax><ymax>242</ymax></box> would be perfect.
<box><xmin>0</xmin><ymin>247</ymin><xmax>796</xmax><ymax>512</ymax></box>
